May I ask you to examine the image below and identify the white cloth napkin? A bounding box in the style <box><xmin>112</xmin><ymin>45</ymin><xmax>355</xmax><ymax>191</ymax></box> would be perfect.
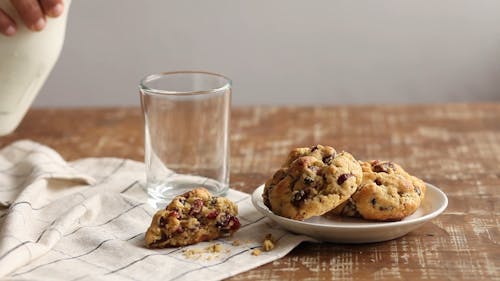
<box><xmin>0</xmin><ymin>140</ymin><xmax>313</xmax><ymax>280</ymax></box>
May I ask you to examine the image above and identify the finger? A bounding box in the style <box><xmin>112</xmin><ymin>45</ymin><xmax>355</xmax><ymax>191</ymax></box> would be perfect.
<box><xmin>10</xmin><ymin>0</ymin><xmax>45</xmax><ymax>31</ymax></box>
<box><xmin>0</xmin><ymin>8</ymin><xmax>16</xmax><ymax>36</ymax></box>
<box><xmin>40</xmin><ymin>0</ymin><xmax>63</xmax><ymax>17</ymax></box>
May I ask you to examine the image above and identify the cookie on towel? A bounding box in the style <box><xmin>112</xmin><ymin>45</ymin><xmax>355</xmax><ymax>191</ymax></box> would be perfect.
<box><xmin>145</xmin><ymin>188</ymin><xmax>240</xmax><ymax>248</ymax></box>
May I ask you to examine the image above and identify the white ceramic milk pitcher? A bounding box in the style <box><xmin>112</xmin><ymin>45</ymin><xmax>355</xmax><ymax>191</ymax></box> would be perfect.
<box><xmin>0</xmin><ymin>0</ymin><xmax>71</xmax><ymax>136</ymax></box>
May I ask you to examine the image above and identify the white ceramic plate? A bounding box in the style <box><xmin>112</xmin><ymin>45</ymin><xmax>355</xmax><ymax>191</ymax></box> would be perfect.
<box><xmin>251</xmin><ymin>183</ymin><xmax>448</xmax><ymax>243</ymax></box>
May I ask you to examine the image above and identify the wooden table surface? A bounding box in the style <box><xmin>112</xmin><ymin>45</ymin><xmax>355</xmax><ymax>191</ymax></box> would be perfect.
<box><xmin>1</xmin><ymin>103</ymin><xmax>499</xmax><ymax>280</ymax></box>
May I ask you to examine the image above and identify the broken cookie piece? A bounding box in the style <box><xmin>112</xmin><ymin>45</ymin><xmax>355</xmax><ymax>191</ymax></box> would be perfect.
<box><xmin>145</xmin><ymin>188</ymin><xmax>240</xmax><ymax>248</ymax></box>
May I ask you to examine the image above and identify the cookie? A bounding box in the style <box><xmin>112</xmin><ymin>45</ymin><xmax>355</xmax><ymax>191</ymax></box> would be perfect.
<box><xmin>262</xmin><ymin>145</ymin><xmax>362</xmax><ymax>220</ymax></box>
<box><xmin>332</xmin><ymin>160</ymin><xmax>426</xmax><ymax>221</ymax></box>
<box><xmin>145</xmin><ymin>188</ymin><xmax>240</xmax><ymax>248</ymax></box>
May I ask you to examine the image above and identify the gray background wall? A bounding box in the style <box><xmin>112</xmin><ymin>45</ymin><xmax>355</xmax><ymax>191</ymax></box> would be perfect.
<box><xmin>34</xmin><ymin>0</ymin><xmax>500</xmax><ymax>107</ymax></box>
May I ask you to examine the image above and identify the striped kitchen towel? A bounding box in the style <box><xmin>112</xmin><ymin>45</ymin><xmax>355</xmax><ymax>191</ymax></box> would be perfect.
<box><xmin>0</xmin><ymin>140</ymin><xmax>313</xmax><ymax>280</ymax></box>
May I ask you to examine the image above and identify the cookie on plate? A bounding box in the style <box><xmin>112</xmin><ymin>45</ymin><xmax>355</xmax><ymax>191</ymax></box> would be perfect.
<box><xmin>332</xmin><ymin>160</ymin><xmax>426</xmax><ymax>221</ymax></box>
<box><xmin>145</xmin><ymin>188</ymin><xmax>240</xmax><ymax>248</ymax></box>
<box><xmin>262</xmin><ymin>145</ymin><xmax>362</xmax><ymax>220</ymax></box>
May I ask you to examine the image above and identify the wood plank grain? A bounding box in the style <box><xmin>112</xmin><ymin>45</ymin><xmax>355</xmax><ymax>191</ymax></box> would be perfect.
<box><xmin>1</xmin><ymin>103</ymin><xmax>498</xmax><ymax>280</ymax></box>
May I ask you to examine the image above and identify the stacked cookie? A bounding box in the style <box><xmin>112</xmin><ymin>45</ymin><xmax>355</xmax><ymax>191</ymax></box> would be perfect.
<box><xmin>262</xmin><ymin>145</ymin><xmax>426</xmax><ymax>221</ymax></box>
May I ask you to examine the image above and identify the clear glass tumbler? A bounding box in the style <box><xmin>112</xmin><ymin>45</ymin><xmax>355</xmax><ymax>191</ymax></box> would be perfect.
<box><xmin>139</xmin><ymin>71</ymin><xmax>231</xmax><ymax>207</ymax></box>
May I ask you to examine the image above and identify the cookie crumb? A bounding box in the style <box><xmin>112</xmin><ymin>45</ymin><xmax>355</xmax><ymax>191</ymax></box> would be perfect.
<box><xmin>251</xmin><ymin>249</ymin><xmax>261</xmax><ymax>256</ymax></box>
<box><xmin>183</xmin><ymin>243</ymin><xmax>223</xmax><ymax>260</ymax></box>
<box><xmin>182</xmin><ymin>248</ymin><xmax>203</xmax><ymax>259</ymax></box>
<box><xmin>262</xmin><ymin>234</ymin><xmax>275</xmax><ymax>252</ymax></box>
<box><xmin>205</xmin><ymin>243</ymin><xmax>222</xmax><ymax>253</ymax></box>
<box><xmin>231</xmin><ymin>240</ymin><xmax>242</xmax><ymax>246</ymax></box>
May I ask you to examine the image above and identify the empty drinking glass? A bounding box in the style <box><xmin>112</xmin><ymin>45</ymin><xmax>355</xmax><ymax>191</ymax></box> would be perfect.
<box><xmin>139</xmin><ymin>71</ymin><xmax>231</xmax><ymax>208</ymax></box>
